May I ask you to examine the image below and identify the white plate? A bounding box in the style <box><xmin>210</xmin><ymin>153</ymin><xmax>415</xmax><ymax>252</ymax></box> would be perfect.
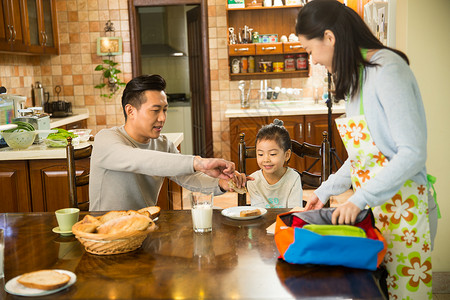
<box><xmin>5</xmin><ymin>269</ymin><xmax>76</xmax><ymax>297</ymax></box>
<box><xmin>52</xmin><ymin>226</ymin><xmax>73</xmax><ymax>236</ymax></box>
<box><xmin>221</xmin><ymin>206</ymin><xmax>267</xmax><ymax>220</ymax></box>
<box><xmin>0</xmin><ymin>124</ymin><xmax>18</xmax><ymax>131</ymax></box>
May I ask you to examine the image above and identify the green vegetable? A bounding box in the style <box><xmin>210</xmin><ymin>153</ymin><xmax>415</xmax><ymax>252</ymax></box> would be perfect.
<box><xmin>45</xmin><ymin>128</ymin><xmax>78</xmax><ymax>147</ymax></box>
<box><xmin>3</xmin><ymin>121</ymin><xmax>35</xmax><ymax>132</ymax></box>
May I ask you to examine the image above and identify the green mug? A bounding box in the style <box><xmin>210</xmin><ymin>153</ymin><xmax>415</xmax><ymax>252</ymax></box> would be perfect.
<box><xmin>55</xmin><ymin>208</ymin><xmax>80</xmax><ymax>232</ymax></box>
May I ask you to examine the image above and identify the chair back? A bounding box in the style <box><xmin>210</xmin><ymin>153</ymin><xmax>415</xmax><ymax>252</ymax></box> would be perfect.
<box><xmin>238</xmin><ymin>132</ymin><xmax>331</xmax><ymax>207</ymax></box>
<box><xmin>66</xmin><ymin>136</ymin><xmax>92</xmax><ymax>211</ymax></box>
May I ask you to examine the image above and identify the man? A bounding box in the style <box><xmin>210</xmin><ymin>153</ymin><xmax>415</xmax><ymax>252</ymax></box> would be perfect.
<box><xmin>89</xmin><ymin>74</ymin><xmax>244</xmax><ymax>211</ymax></box>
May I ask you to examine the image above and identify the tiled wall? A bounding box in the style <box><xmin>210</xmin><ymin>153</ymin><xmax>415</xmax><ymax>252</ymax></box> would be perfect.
<box><xmin>0</xmin><ymin>0</ymin><xmax>312</xmax><ymax>161</ymax></box>
<box><xmin>0</xmin><ymin>0</ymin><xmax>132</xmax><ymax>133</ymax></box>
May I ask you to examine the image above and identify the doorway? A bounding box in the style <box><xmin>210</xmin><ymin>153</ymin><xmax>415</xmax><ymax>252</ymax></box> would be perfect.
<box><xmin>128</xmin><ymin>0</ymin><xmax>213</xmax><ymax>157</ymax></box>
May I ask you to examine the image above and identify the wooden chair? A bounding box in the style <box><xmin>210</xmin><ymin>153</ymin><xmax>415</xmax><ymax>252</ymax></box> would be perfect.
<box><xmin>238</xmin><ymin>131</ymin><xmax>331</xmax><ymax>207</ymax></box>
<box><xmin>66</xmin><ymin>136</ymin><xmax>92</xmax><ymax>211</ymax></box>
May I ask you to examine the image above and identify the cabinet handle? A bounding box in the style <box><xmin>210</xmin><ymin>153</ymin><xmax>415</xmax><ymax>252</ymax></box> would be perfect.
<box><xmin>289</xmin><ymin>45</ymin><xmax>302</xmax><ymax>49</ymax></box>
<box><xmin>299</xmin><ymin>123</ymin><xmax>303</xmax><ymax>139</ymax></box>
<box><xmin>262</xmin><ymin>46</ymin><xmax>276</xmax><ymax>51</ymax></box>
<box><xmin>41</xmin><ymin>31</ymin><xmax>45</xmax><ymax>45</ymax></box>
<box><xmin>234</xmin><ymin>47</ymin><xmax>249</xmax><ymax>52</ymax></box>
<box><xmin>307</xmin><ymin>122</ymin><xmax>311</xmax><ymax>138</ymax></box>
<box><xmin>43</xmin><ymin>32</ymin><xmax>48</xmax><ymax>46</ymax></box>
<box><xmin>7</xmin><ymin>25</ymin><xmax>12</xmax><ymax>42</ymax></box>
<box><xmin>12</xmin><ymin>26</ymin><xmax>16</xmax><ymax>42</ymax></box>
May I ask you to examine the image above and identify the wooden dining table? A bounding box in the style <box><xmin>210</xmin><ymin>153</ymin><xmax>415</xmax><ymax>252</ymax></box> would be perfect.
<box><xmin>0</xmin><ymin>209</ymin><xmax>385</xmax><ymax>299</ymax></box>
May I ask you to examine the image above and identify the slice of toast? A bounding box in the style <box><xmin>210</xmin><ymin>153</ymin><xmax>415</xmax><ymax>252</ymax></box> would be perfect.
<box><xmin>240</xmin><ymin>209</ymin><xmax>261</xmax><ymax>217</ymax></box>
<box><xmin>137</xmin><ymin>206</ymin><xmax>161</xmax><ymax>220</ymax></box>
<box><xmin>229</xmin><ymin>180</ymin><xmax>248</xmax><ymax>194</ymax></box>
<box><xmin>17</xmin><ymin>270</ymin><xmax>70</xmax><ymax>290</ymax></box>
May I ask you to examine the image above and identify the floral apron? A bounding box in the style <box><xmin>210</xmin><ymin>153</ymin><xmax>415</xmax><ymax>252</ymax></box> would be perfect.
<box><xmin>335</xmin><ymin>55</ymin><xmax>432</xmax><ymax>299</ymax></box>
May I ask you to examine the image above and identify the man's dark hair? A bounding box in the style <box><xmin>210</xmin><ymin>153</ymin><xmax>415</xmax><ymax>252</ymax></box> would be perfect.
<box><xmin>121</xmin><ymin>74</ymin><xmax>166</xmax><ymax>121</ymax></box>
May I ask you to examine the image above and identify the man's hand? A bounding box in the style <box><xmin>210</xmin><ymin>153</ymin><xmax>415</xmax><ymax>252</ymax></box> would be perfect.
<box><xmin>219</xmin><ymin>171</ymin><xmax>254</xmax><ymax>192</ymax></box>
<box><xmin>193</xmin><ymin>156</ymin><xmax>235</xmax><ymax>180</ymax></box>
<box><xmin>304</xmin><ymin>192</ymin><xmax>325</xmax><ymax>211</ymax></box>
<box><xmin>331</xmin><ymin>202</ymin><xmax>361</xmax><ymax>225</ymax></box>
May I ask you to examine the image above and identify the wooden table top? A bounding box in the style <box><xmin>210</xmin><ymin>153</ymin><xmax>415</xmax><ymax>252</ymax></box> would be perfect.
<box><xmin>0</xmin><ymin>210</ymin><xmax>384</xmax><ymax>299</ymax></box>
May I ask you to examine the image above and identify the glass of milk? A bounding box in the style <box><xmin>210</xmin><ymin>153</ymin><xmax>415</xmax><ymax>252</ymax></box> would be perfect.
<box><xmin>0</xmin><ymin>228</ymin><xmax>4</xmax><ymax>278</ymax></box>
<box><xmin>190</xmin><ymin>192</ymin><xmax>213</xmax><ymax>233</ymax></box>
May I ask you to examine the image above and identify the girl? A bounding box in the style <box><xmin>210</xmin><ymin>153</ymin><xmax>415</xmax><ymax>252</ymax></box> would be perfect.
<box><xmin>247</xmin><ymin>119</ymin><xmax>302</xmax><ymax>208</ymax></box>
<box><xmin>296</xmin><ymin>1</ymin><xmax>438</xmax><ymax>299</ymax></box>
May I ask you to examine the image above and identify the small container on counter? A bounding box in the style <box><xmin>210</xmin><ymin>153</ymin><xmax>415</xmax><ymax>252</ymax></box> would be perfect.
<box><xmin>284</xmin><ymin>55</ymin><xmax>296</xmax><ymax>71</ymax></box>
<box><xmin>296</xmin><ymin>53</ymin><xmax>308</xmax><ymax>70</ymax></box>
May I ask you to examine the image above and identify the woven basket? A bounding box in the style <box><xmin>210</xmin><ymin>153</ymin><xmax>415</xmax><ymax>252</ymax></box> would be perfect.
<box><xmin>72</xmin><ymin>221</ymin><xmax>156</xmax><ymax>255</ymax></box>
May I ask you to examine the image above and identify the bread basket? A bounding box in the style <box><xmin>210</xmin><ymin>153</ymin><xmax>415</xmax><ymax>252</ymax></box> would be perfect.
<box><xmin>72</xmin><ymin>220</ymin><xmax>156</xmax><ymax>255</ymax></box>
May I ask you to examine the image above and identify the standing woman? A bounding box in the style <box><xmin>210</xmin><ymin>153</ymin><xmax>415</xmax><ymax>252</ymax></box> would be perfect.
<box><xmin>297</xmin><ymin>0</ymin><xmax>438</xmax><ymax>299</ymax></box>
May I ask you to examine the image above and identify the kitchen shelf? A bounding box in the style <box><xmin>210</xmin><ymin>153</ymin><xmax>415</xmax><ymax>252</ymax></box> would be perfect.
<box><xmin>230</xmin><ymin>70</ymin><xmax>309</xmax><ymax>81</ymax></box>
<box><xmin>226</xmin><ymin>5</ymin><xmax>302</xmax><ymax>11</ymax></box>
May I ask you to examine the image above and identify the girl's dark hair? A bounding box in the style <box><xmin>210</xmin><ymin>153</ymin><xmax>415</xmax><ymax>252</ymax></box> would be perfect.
<box><xmin>122</xmin><ymin>74</ymin><xmax>166</xmax><ymax>120</ymax></box>
<box><xmin>295</xmin><ymin>0</ymin><xmax>409</xmax><ymax>100</ymax></box>
<box><xmin>256</xmin><ymin>119</ymin><xmax>292</xmax><ymax>152</ymax></box>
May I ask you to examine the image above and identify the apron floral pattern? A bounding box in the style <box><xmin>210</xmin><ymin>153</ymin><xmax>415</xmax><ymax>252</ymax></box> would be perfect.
<box><xmin>336</xmin><ymin>113</ymin><xmax>432</xmax><ymax>299</ymax></box>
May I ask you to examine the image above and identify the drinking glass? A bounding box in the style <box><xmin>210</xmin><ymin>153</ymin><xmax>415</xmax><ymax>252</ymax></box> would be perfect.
<box><xmin>190</xmin><ymin>192</ymin><xmax>213</xmax><ymax>233</ymax></box>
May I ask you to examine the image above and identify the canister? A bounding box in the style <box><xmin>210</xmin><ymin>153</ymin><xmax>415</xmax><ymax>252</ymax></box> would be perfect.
<box><xmin>259</xmin><ymin>61</ymin><xmax>273</xmax><ymax>73</ymax></box>
<box><xmin>248</xmin><ymin>56</ymin><xmax>255</xmax><ymax>73</ymax></box>
<box><xmin>273</xmin><ymin>62</ymin><xmax>284</xmax><ymax>72</ymax></box>
<box><xmin>296</xmin><ymin>53</ymin><xmax>308</xmax><ymax>70</ymax></box>
<box><xmin>241</xmin><ymin>57</ymin><xmax>248</xmax><ymax>73</ymax></box>
<box><xmin>284</xmin><ymin>55</ymin><xmax>295</xmax><ymax>71</ymax></box>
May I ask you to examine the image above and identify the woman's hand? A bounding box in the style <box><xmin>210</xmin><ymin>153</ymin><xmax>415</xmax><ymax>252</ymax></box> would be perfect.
<box><xmin>304</xmin><ymin>192</ymin><xmax>325</xmax><ymax>211</ymax></box>
<box><xmin>219</xmin><ymin>171</ymin><xmax>254</xmax><ymax>192</ymax></box>
<box><xmin>331</xmin><ymin>202</ymin><xmax>361</xmax><ymax>225</ymax></box>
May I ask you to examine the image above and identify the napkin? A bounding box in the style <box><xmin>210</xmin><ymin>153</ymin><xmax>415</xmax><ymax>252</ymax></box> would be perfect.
<box><xmin>266</xmin><ymin>206</ymin><xmax>303</xmax><ymax>234</ymax></box>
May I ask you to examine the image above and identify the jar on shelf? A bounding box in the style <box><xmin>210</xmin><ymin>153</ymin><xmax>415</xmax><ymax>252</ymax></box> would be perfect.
<box><xmin>241</xmin><ymin>57</ymin><xmax>248</xmax><ymax>73</ymax></box>
<box><xmin>248</xmin><ymin>56</ymin><xmax>255</xmax><ymax>73</ymax></box>
<box><xmin>284</xmin><ymin>55</ymin><xmax>295</xmax><ymax>71</ymax></box>
<box><xmin>296</xmin><ymin>53</ymin><xmax>308</xmax><ymax>70</ymax></box>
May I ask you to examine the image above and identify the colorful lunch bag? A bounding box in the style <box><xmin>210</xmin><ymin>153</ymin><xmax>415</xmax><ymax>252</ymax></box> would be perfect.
<box><xmin>274</xmin><ymin>208</ymin><xmax>387</xmax><ymax>271</ymax></box>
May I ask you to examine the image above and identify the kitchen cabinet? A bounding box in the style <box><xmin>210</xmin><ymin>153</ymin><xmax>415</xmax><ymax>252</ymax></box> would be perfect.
<box><xmin>25</xmin><ymin>0</ymin><xmax>58</xmax><ymax>54</ymax></box>
<box><xmin>0</xmin><ymin>160</ymin><xmax>32</xmax><ymax>212</ymax></box>
<box><xmin>229</xmin><ymin>113</ymin><xmax>347</xmax><ymax>175</ymax></box>
<box><xmin>55</xmin><ymin>119</ymin><xmax>88</xmax><ymax>131</ymax></box>
<box><xmin>226</xmin><ymin>5</ymin><xmax>309</xmax><ymax>81</ymax></box>
<box><xmin>0</xmin><ymin>0</ymin><xmax>58</xmax><ymax>55</ymax></box>
<box><xmin>0</xmin><ymin>0</ymin><xmax>27</xmax><ymax>52</ymax></box>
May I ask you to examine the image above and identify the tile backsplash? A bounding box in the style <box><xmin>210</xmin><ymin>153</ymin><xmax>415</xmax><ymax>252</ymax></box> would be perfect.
<box><xmin>0</xmin><ymin>0</ymin><xmax>313</xmax><ymax>162</ymax></box>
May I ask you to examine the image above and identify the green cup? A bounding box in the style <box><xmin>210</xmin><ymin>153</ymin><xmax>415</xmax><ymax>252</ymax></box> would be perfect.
<box><xmin>55</xmin><ymin>208</ymin><xmax>80</xmax><ymax>232</ymax></box>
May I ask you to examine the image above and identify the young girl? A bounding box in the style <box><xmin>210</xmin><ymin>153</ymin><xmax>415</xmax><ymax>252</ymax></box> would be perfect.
<box><xmin>247</xmin><ymin>119</ymin><xmax>302</xmax><ymax>208</ymax></box>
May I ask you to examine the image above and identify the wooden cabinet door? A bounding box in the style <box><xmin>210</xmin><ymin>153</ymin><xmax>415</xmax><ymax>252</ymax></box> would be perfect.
<box><xmin>39</xmin><ymin>0</ymin><xmax>58</xmax><ymax>54</ymax></box>
<box><xmin>230</xmin><ymin>116</ymin><xmax>268</xmax><ymax>175</ymax></box>
<box><xmin>29</xmin><ymin>159</ymin><xmax>89</xmax><ymax>212</ymax></box>
<box><xmin>0</xmin><ymin>0</ymin><xmax>27</xmax><ymax>52</ymax></box>
<box><xmin>0</xmin><ymin>160</ymin><xmax>32</xmax><ymax>212</ymax></box>
<box><xmin>25</xmin><ymin>0</ymin><xmax>44</xmax><ymax>53</ymax></box>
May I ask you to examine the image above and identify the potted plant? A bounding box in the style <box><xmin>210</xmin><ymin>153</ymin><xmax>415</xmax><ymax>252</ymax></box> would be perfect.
<box><xmin>94</xmin><ymin>59</ymin><xmax>126</xmax><ymax>98</ymax></box>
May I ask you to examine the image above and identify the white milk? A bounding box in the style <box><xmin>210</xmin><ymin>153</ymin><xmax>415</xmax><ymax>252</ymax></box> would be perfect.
<box><xmin>191</xmin><ymin>204</ymin><xmax>212</xmax><ymax>232</ymax></box>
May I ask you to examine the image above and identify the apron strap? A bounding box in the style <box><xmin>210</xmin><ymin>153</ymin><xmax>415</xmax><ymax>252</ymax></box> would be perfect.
<box><xmin>427</xmin><ymin>174</ymin><xmax>441</xmax><ymax>219</ymax></box>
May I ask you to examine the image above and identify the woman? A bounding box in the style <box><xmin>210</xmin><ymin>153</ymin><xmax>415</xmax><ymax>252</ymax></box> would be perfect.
<box><xmin>296</xmin><ymin>0</ymin><xmax>438</xmax><ymax>299</ymax></box>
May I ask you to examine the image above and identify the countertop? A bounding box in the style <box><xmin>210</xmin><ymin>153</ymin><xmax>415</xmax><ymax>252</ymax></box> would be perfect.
<box><xmin>0</xmin><ymin>132</ymin><xmax>184</xmax><ymax>161</ymax></box>
<box><xmin>50</xmin><ymin>108</ymin><xmax>89</xmax><ymax>128</ymax></box>
<box><xmin>225</xmin><ymin>99</ymin><xmax>346</xmax><ymax>118</ymax></box>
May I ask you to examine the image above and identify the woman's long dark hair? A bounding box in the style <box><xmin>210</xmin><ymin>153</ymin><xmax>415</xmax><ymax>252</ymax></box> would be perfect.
<box><xmin>296</xmin><ymin>0</ymin><xmax>409</xmax><ymax>100</ymax></box>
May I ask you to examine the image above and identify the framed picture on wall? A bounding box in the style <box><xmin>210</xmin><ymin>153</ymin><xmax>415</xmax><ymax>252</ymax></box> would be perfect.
<box><xmin>97</xmin><ymin>37</ymin><xmax>123</xmax><ymax>56</ymax></box>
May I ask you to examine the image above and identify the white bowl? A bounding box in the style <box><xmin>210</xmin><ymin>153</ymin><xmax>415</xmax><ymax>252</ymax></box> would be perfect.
<box><xmin>68</xmin><ymin>129</ymin><xmax>92</xmax><ymax>142</ymax></box>
<box><xmin>1</xmin><ymin>131</ymin><xmax>37</xmax><ymax>149</ymax></box>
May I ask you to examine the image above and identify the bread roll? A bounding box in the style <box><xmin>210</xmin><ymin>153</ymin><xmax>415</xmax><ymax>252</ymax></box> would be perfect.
<box><xmin>18</xmin><ymin>270</ymin><xmax>70</xmax><ymax>290</ymax></box>
<box><xmin>80</xmin><ymin>214</ymin><xmax>102</xmax><ymax>227</ymax></box>
<box><xmin>99</xmin><ymin>211</ymin><xmax>128</xmax><ymax>224</ymax></box>
<box><xmin>97</xmin><ymin>214</ymin><xmax>152</xmax><ymax>235</ymax></box>
<box><xmin>240</xmin><ymin>209</ymin><xmax>261</xmax><ymax>217</ymax></box>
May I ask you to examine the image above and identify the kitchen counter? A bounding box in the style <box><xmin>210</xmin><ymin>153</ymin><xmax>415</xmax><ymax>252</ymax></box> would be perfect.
<box><xmin>225</xmin><ymin>99</ymin><xmax>346</xmax><ymax>118</ymax></box>
<box><xmin>50</xmin><ymin>108</ymin><xmax>89</xmax><ymax>128</ymax></box>
<box><xmin>0</xmin><ymin>132</ymin><xmax>184</xmax><ymax>161</ymax></box>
